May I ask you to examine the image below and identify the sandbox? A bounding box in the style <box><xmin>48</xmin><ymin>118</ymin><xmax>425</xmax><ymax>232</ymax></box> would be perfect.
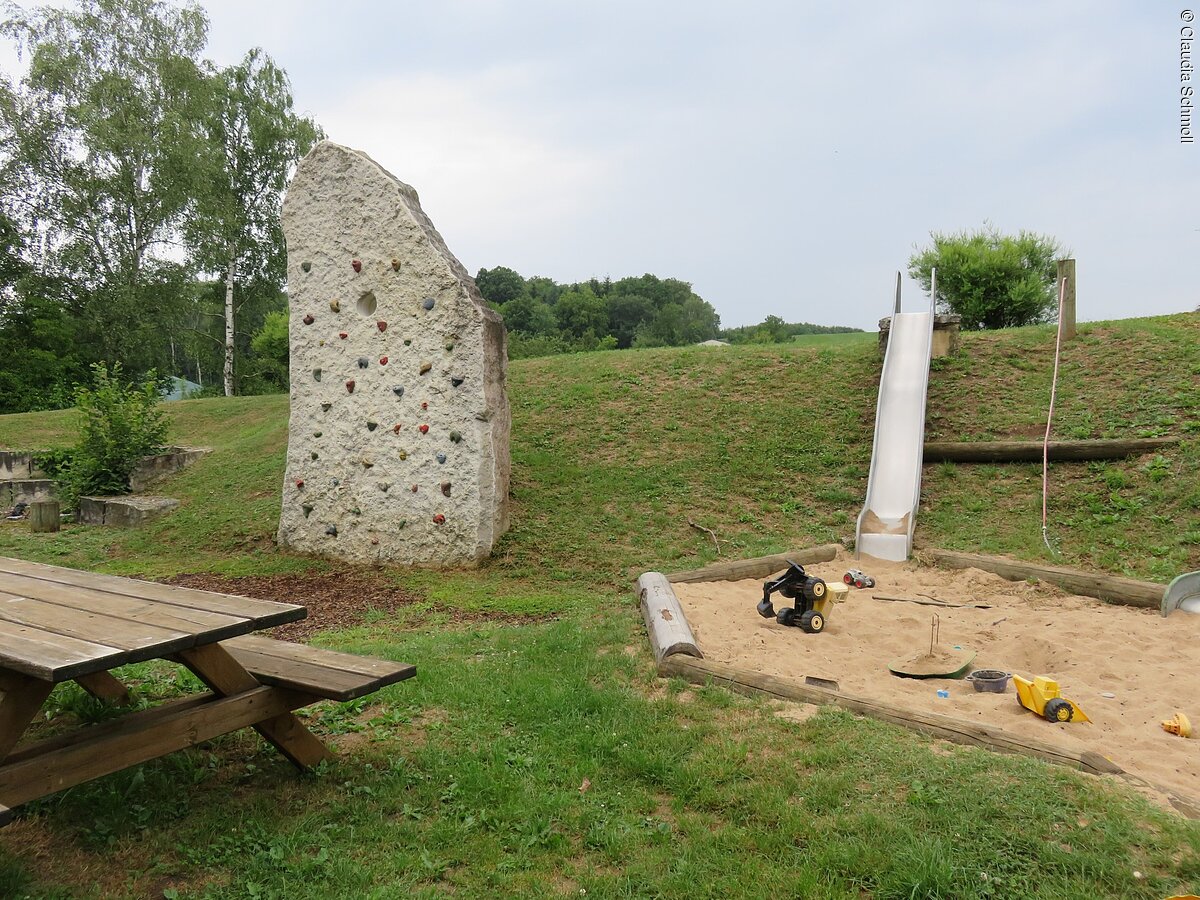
<box><xmin>650</xmin><ymin>548</ymin><xmax>1200</xmax><ymax>814</ymax></box>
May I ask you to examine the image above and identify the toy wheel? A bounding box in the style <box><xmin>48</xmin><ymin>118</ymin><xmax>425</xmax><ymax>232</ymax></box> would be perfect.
<box><xmin>802</xmin><ymin>578</ymin><xmax>827</xmax><ymax>602</ymax></box>
<box><xmin>854</xmin><ymin>578</ymin><xmax>865</xmax><ymax>588</ymax></box>
<box><xmin>776</xmin><ymin>608</ymin><xmax>796</xmax><ymax>627</ymax></box>
<box><xmin>866</xmin><ymin>577</ymin><xmax>876</xmax><ymax>588</ymax></box>
<box><xmin>843</xmin><ymin>573</ymin><xmax>854</xmax><ymax>585</ymax></box>
<box><xmin>799</xmin><ymin>610</ymin><xmax>824</xmax><ymax>633</ymax></box>
<box><xmin>1044</xmin><ymin>698</ymin><xmax>1073</xmax><ymax>723</ymax></box>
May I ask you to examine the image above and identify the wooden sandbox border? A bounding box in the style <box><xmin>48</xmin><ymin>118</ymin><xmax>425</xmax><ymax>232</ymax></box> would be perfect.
<box><xmin>638</xmin><ymin>546</ymin><xmax>1197</xmax><ymax>819</ymax></box>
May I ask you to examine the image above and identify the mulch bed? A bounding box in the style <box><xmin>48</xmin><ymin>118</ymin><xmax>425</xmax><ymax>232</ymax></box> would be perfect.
<box><xmin>161</xmin><ymin>569</ymin><xmax>426</xmax><ymax>640</ymax></box>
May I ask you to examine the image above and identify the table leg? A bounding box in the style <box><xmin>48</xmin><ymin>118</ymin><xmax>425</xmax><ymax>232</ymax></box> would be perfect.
<box><xmin>176</xmin><ymin>643</ymin><xmax>332</xmax><ymax>769</ymax></box>
<box><xmin>0</xmin><ymin>673</ymin><xmax>53</xmax><ymax>761</ymax></box>
<box><xmin>75</xmin><ymin>671</ymin><xmax>132</xmax><ymax>705</ymax></box>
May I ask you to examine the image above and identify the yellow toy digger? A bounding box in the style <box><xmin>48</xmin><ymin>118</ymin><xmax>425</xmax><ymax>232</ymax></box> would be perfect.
<box><xmin>1013</xmin><ymin>675</ymin><xmax>1090</xmax><ymax>724</ymax></box>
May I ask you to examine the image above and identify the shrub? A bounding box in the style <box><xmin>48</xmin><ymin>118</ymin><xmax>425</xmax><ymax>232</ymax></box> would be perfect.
<box><xmin>57</xmin><ymin>364</ymin><xmax>169</xmax><ymax>507</ymax></box>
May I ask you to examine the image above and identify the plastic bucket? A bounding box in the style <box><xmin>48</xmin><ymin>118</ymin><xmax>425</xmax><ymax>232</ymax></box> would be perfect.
<box><xmin>967</xmin><ymin>669</ymin><xmax>1011</xmax><ymax>693</ymax></box>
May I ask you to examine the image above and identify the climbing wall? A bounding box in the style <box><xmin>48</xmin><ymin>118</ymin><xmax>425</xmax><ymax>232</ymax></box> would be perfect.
<box><xmin>277</xmin><ymin>141</ymin><xmax>510</xmax><ymax>566</ymax></box>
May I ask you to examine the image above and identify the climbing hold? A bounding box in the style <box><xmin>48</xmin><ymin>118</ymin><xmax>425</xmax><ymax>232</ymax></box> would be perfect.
<box><xmin>331</xmin><ymin>477</ymin><xmax>340</xmax><ymax>486</ymax></box>
<box><xmin>433</xmin><ymin>514</ymin><xmax>446</xmax><ymax>525</ymax></box>
<box><xmin>391</xmin><ymin>258</ymin><xmax>401</xmax><ymax>271</ymax></box>
<box><xmin>392</xmin><ymin>386</ymin><xmax>405</xmax><ymax>397</ymax></box>
<box><xmin>314</xmin><ymin>431</ymin><xmax>322</xmax><ymax>438</ymax></box>
<box><xmin>410</xmin><ymin>484</ymin><xmax>418</xmax><ymax>493</ymax></box>
<box><xmin>295</xmin><ymin>479</ymin><xmax>305</xmax><ymax>489</ymax></box>
<box><xmin>451</xmin><ymin>376</ymin><xmax>464</xmax><ymax>387</ymax></box>
<box><xmin>313</xmin><ymin>369</ymin><xmax>322</xmax><ymax>382</ymax></box>
<box><xmin>339</xmin><ymin>331</ymin><xmax>348</xmax><ymax>339</ymax></box>
<box><xmin>350</xmin><ymin>506</ymin><xmax>361</xmax><ymax>516</ymax></box>
<box><xmin>440</xmin><ymin>482</ymin><xmax>451</xmax><ymax>497</ymax></box>
<box><xmin>367</xmin><ymin>421</ymin><xmax>378</xmax><ymax>431</ymax></box>
<box><xmin>357</xmin><ymin>357</ymin><xmax>369</xmax><ymax>369</ymax></box>
<box><xmin>302</xmin><ymin>504</ymin><xmax>313</xmax><ymax>518</ymax></box>
<box><xmin>445</xmin><ymin>343</ymin><xmax>455</xmax><ymax>352</ymax></box>
<box><xmin>380</xmin><ymin>356</ymin><xmax>389</xmax><ymax>366</ymax></box>
<box><xmin>393</xmin><ymin>424</ymin><xmax>402</xmax><ymax>434</ymax></box>
<box><xmin>403</xmin><ymin>339</ymin><xmax>412</xmax><ymax>347</ymax></box>
<box><xmin>346</xmin><ymin>379</ymin><xmax>356</xmax><ymax>392</ymax></box>
<box><xmin>326</xmin><ymin>524</ymin><xmax>338</xmax><ymax>536</ymax></box>
<box><xmin>301</xmin><ymin>261</ymin><xmax>312</xmax><ymax>273</ymax></box>
<box><xmin>419</xmin><ymin>424</ymin><xmax>430</xmax><ymax>434</ymax></box>
<box><xmin>449</xmin><ymin>430</ymin><xmax>462</xmax><ymax>443</ymax></box>
<box><xmin>302</xmin><ymin>313</ymin><xmax>314</xmax><ymax>325</ymax></box>
<box><xmin>422</xmin><ymin>298</ymin><xmax>435</xmax><ymax>310</ymax></box>
<box><xmin>362</xmin><ymin>459</ymin><xmax>374</xmax><ymax>469</ymax></box>
<box><xmin>310</xmin><ymin>451</ymin><xmax>319</xmax><ymax>461</ymax></box>
<box><xmin>321</xmin><ymin>402</ymin><xmax>332</xmax><ymax>412</ymax></box>
<box><xmin>421</xmin><ymin>401</ymin><xmax>428</xmax><ymax>411</ymax></box>
<box><xmin>398</xmin><ymin>519</ymin><xmax>407</xmax><ymax>529</ymax></box>
<box><xmin>319</xmin><ymin>340</ymin><xmax>326</xmax><ymax>346</ymax></box>
<box><xmin>419</xmin><ymin>362</ymin><xmax>432</xmax><ymax>375</ymax></box>
<box><xmin>377</xmin><ymin>320</ymin><xmax>387</xmax><ymax>332</ymax></box>
<box><xmin>330</xmin><ymin>299</ymin><xmax>341</xmax><ymax>312</ymax></box>
<box><xmin>436</xmin><ymin>452</ymin><xmax>447</xmax><ymax>464</ymax></box>
<box><xmin>370</xmin><ymin>537</ymin><xmax>379</xmax><ymax>545</ymax></box>
<box><xmin>352</xmin><ymin>259</ymin><xmax>362</xmax><ymax>273</ymax></box>
<box><xmin>398</xmin><ymin>449</ymin><xmax>408</xmax><ymax>460</ymax></box>
<box><xmin>379</xmin><ymin>482</ymin><xmax>391</xmax><ymax>492</ymax></box>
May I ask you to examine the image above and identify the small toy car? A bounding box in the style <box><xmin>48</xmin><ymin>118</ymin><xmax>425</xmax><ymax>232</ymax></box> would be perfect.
<box><xmin>843</xmin><ymin>568</ymin><xmax>875</xmax><ymax>588</ymax></box>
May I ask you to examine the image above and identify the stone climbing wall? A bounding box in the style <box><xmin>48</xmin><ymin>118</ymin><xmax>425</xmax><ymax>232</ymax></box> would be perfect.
<box><xmin>277</xmin><ymin>141</ymin><xmax>510</xmax><ymax>566</ymax></box>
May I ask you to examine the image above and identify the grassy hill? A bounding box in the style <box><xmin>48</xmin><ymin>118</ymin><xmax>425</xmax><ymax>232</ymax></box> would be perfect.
<box><xmin>1</xmin><ymin>313</ymin><xmax>1198</xmax><ymax>898</ymax></box>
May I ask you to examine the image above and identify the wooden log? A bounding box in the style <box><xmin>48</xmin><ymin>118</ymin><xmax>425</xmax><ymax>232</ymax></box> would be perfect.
<box><xmin>657</xmin><ymin>654</ymin><xmax>1200</xmax><ymax>819</ymax></box>
<box><xmin>28</xmin><ymin>500</ymin><xmax>60</xmax><ymax>533</ymax></box>
<box><xmin>666</xmin><ymin>544</ymin><xmax>841</xmax><ymax>584</ymax></box>
<box><xmin>919</xmin><ymin>548</ymin><xmax>1164</xmax><ymax>608</ymax></box>
<box><xmin>922</xmin><ymin>437</ymin><xmax>1177</xmax><ymax>463</ymax></box>
<box><xmin>0</xmin><ymin>803</ymin><xmax>11</xmax><ymax>827</ymax></box>
<box><xmin>1057</xmin><ymin>258</ymin><xmax>1076</xmax><ymax>340</ymax></box>
<box><xmin>637</xmin><ymin>572</ymin><xmax>702</xmax><ymax>663</ymax></box>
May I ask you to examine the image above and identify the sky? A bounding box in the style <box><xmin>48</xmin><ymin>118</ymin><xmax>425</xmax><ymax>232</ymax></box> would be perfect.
<box><xmin>16</xmin><ymin>1</ymin><xmax>1200</xmax><ymax>330</ymax></box>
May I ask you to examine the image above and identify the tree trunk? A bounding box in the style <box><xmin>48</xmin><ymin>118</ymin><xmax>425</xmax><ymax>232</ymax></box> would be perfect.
<box><xmin>224</xmin><ymin>251</ymin><xmax>236</xmax><ymax>397</ymax></box>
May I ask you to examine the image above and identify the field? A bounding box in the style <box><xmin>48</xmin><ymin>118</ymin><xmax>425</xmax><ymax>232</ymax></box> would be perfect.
<box><xmin>0</xmin><ymin>313</ymin><xmax>1198</xmax><ymax>898</ymax></box>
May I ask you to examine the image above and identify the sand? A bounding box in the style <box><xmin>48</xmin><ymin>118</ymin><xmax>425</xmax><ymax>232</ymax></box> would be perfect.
<box><xmin>671</xmin><ymin>550</ymin><xmax>1200</xmax><ymax>803</ymax></box>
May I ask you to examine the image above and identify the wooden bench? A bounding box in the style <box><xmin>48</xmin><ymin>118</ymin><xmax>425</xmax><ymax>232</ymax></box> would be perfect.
<box><xmin>223</xmin><ymin>635</ymin><xmax>416</xmax><ymax>702</ymax></box>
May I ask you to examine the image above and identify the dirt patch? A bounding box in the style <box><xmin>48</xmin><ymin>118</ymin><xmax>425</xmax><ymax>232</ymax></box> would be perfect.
<box><xmin>672</xmin><ymin>549</ymin><xmax>1200</xmax><ymax>805</ymax></box>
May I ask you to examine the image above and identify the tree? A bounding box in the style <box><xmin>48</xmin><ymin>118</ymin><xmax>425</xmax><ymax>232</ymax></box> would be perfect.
<box><xmin>908</xmin><ymin>226</ymin><xmax>1064</xmax><ymax>330</ymax></box>
<box><xmin>475</xmin><ymin>266</ymin><xmax>528</xmax><ymax>307</ymax></box>
<box><xmin>498</xmin><ymin>294</ymin><xmax>556</xmax><ymax>335</ymax></box>
<box><xmin>0</xmin><ymin>0</ymin><xmax>211</xmax><ymax>375</ymax></box>
<box><xmin>555</xmin><ymin>286</ymin><xmax>607</xmax><ymax>342</ymax></box>
<box><xmin>186</xmin><ymin>48</ymin><xmax>321</xmax><ymax>396</ymax></box>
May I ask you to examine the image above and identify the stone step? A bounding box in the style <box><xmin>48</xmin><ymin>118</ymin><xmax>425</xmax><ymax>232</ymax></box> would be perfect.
<box><xmin>76</xmin><ymin>496</ymin><xmax>181</xmax><ymax>527</ymax></box>
<box><xmin>129</xmin><ymin>446</ymin><xmax>210</xmax><ymax>492</ymax></box>
<box><xmin>0</xmin><ymin>451</ymin><xmax>47</xmax><ymax>482</ymax></box>
<box><xmin>1</xmin><ymin>479</ymin><xmax>56</xmax><ymax>509</ymax></box>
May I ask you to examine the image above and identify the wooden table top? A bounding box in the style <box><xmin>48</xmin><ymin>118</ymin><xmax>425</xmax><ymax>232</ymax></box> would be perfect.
<box><xmin>0</xmin><ymin>557</ymin><xmax>306</xmax><ymax>683</ymax></box>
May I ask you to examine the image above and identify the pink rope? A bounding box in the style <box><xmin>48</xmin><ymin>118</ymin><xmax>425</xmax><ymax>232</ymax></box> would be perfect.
<box><xmin>1042</xmin><ymin>277</ymin><xmax>1068</xmax><ymax>553</ymax></box>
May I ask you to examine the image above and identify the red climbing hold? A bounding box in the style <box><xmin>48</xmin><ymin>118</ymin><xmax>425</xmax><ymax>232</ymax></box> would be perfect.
<box><xmin>339</xmin><ymin>331</ymin><xmax>348</xmax><ymax>339</ymax></box>
<box><xmin>393</xmin><ymin>424</ymin><xmax>402</xmax><ymax>434</ymax></box>
<box><xmin>418</xmin><ymin>424</ymin><xmax>429</xmax><ymax>434</ymax></box>
<box><xmin>295</xmin><ymin>479</ymin><xmax>305</xmax><ymax>488</ymax></box>
<box><xmin>421</xmin><ymin>401</ymin><xmax>428</xmax><ymax>410</ymax></box>
<box><xmin>352</xmin><ymin>259</ymin><xmax>362</xmax><ymax>273</ymax></box>
<box><xmin>410</xmin><ymin>484</ymin><xmax>419</xmax><ymax>493</ymax></box>
<box><xmin>380</xmin><ymin>356</ymin><xmax>389</xmax><ymax>365</ymax></box>
<box><xmin>377</xmin><ymin>320</ymin><xmax>387</xmax><ymax>332</ymax></box>
<box><xmin>346</xmin><ymin>379</ymin><xmax>356</xmax><ymax>393</ymax></box>
<box><xmin>433</xmin><ymin>514</ymin><xmax>446</xmax><ymax>525</ymax></box>
<box><xmin>302</xmin><ymin>314</ymin><xmax>314</xmax><ymax>325</ymax></box>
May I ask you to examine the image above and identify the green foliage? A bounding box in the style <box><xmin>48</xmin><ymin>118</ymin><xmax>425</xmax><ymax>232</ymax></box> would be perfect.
<box><xmin>57</xmin><ymin>363</ymin><xmax>169</xmax><ymax>507</ymax></box>
<box><xmin>720</xmin><ymin>315</ymin><xmax>861</xmax><ymax>344</ymax></box>
<box><xmin>909</xmin><ymin>225</ymin><xmax>1064</xmax><ymax>329</ymax></box>
<box><xmin>245</xmin><ymin>308</ymin><xmax>289</xmax><ymax>393</ymax></box>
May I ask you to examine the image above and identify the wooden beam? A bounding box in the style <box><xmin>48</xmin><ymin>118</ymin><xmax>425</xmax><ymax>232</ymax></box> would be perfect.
<box><xmin>0</xmin><ymin>673</ymin><xmax>53</xmax><ymax>761</ymax></box>
<box><xmin>666</xmin><ymin>544</ymin><xmax>842</xmax><ymax>584</ymax></box>
<box><xmin>657</xmin><ymin>654</ymin><xmax>1199</xmax><ymax>819</ymax></box>
<box><xmin>0</xmin><ymin>686</ymin><xmax>304</xmax><ymax>809</ymax></box>
<box><xmin>75</xmin><ymin>671</ymin><xmax>132</xmax><ymax>705</ymax></box>
<box><xmin>923</xmin><ymin>437</ymin><xmax>1177</xmax><ymax>463</ymax></box>
<box><xmin>1057</xmin><ymin>258</ymin><xmax>1076</xmax><ymax>340</ymax></box>
<box><xmin>918</xmin><ymin>548</ymin><xmax>1164</xmax><ymax>608</ymax></box>
<box><xmin>637</xmin><ymin>573</ymin><xmax>702</xmax><ymax>663</ymax></box>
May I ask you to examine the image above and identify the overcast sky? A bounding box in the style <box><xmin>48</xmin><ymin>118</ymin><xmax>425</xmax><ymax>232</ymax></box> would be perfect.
<box><xmin>24</xmin><ymin>2</ymin><xmax>1200</xmax><ymax>329</ymax></box>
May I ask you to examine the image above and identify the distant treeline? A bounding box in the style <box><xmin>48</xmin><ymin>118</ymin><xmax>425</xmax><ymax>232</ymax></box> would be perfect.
<box><xmin>476</xmin><ymin>267</ymin><xmax>860</xmax><ymax>359</ymax></box>
<box><xmin>719</xmin><ymin>316</ymin><xmax>863</xmax><ymax>344</ymax></box>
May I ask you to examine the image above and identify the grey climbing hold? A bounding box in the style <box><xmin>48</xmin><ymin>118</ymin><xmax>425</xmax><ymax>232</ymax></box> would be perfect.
<box><xmin>422</xmin><ymin>297</ymin><xmax>435</xmax><ymax>310</ymax></box>
<box><xmin>331</xmin><ymin>477</ymin><xmax>340</xmax><ymax>485</ymax></box>
<box><xmin>449</xmin><ymin>431</ymin><xmax>462</xmax><ymax>443</ymax></box>
<box><xmin>325</xmin><ymin>524</ymin><xmax>338</xmax><ymax>536</ymax></box>
<box><xmin>358</xmin><ymin>357</ymin><xmax>369</xmax><ymax>369</ymax></box>
<box><xmin>379</xmin><ymin>482</ymin><xmax>391</xmax><ymax>492</ymax></box>
<box><xmin>392</xmin><ymin>386</ymin><xmax>405</xmax><ymax>397</ymax></box>
<box><xmin>451</xmin><ymin>376</ymin><xmax>464</xmax><ymax>387</ymax></box>
<box><xmin>313</xmin><ymin>368</ymin><xmax>322</xmax><ymax>382</ymax></box>
<box><xmin>367</xmin><ymin>421</ymin><xmax>378</xmax><ymax>431</ymax></box>
<box><xmin>436</xmin><ymin>452</ymin><xmax>447</xmax><ymax>464</ymax></box>
<box><xmin>321</xmin><ymin>402</ymin><xmax>332</xmax><ymax>412</ymax></box>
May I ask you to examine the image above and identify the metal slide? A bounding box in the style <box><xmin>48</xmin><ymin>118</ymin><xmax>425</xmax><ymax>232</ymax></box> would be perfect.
<box><xmin>855</xmin><ymin>272</ymin><xmax>936</xmax><ymax>561</ymax></box>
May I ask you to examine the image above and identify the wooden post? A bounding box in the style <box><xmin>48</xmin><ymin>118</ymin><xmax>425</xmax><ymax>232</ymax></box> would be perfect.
<box><xmin>1057</xmin><ymin>258</ymin><xmax>1076</xmax><ymax>340</ymax></box>
<box><xmin>28</xmin><ymin>500</ymin><xmax>60</xmax><ymax>533</ymax></box>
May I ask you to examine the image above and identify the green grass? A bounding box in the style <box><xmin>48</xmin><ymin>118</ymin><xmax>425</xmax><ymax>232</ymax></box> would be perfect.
<box><xmin>789</xmin><ymin>331</ymin><xmax>876</xmax><ymax>347</ymax></box>
<box><xmin>1</xmin><ymin>313</ymin><xmax>1198</xmax><ymax>898</ymax></box>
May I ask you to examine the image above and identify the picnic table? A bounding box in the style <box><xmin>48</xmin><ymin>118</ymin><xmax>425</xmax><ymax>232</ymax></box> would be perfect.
<box><xmin>0</xmin><ymin>556</ymin><xmax>415</xmax><ymax>825</ymax></box>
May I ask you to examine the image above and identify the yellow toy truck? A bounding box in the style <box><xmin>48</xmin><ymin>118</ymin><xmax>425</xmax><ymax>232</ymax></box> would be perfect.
<box><xmin>1013</xmin><ymin>675</ymin><xmax>1090</xmax><ymax>724</ymax></box>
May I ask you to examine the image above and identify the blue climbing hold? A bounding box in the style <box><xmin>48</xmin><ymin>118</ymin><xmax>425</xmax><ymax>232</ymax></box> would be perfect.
<box><xmin>422</xmin><ymin>298</ymin><xmax>435</xmax><ymax>310</ymax></box>
<box><xmin>436</xmin><ymin>452</ymin><xmax>447</xmax><ymax>464</ymax></box>
<box><xmin>392</xmin><ymin>386</ymin><xmax>405</xmax><ymax>397</ymax></box>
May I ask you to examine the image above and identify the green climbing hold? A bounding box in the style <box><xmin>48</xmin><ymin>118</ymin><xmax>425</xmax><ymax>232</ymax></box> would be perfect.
<box><xmin>302</xmin><ymin>504</ymin><xmax>313</xmax><ymax>518</ymax></box>
<box><xmin>313</xmin><ymin>368</ymin><xmax>322</xmax><ymax>382</ymax></box>
<box><xmin>302</xmin><ymin>261</ymin><xmax>312</xmax><ymax>272</ymax></box>
<box><xmin>445</xmin><ymin>343</ymin><xmax>454</xmax><ymax>352</ymax></box>
<box><xmin>367</xmin><ymin>421</ymin><xmax>378</xmax><ymax>431</ymax></box>
<box><xmin>449</xmin><ymin>431</ymin><xmax>462</xmax><ymax>443</ymax></box>
<box><xmin>311</xmin><ymin>451</ymin><xmax>319</xmax><ymax>460</ymax></box>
